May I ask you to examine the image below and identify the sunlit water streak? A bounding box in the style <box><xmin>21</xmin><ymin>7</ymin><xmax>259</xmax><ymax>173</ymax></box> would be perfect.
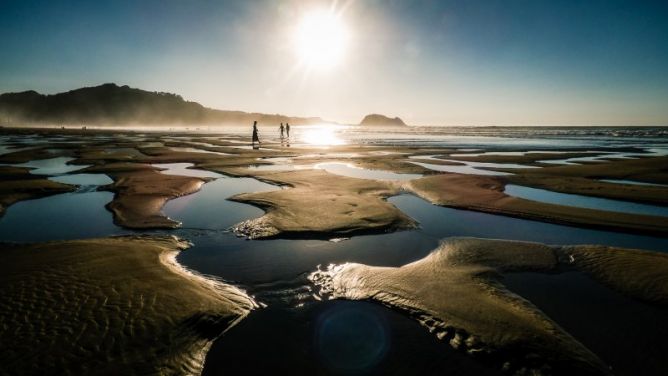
<box><xmin>504</xmin><ymin>184</ymin><xmax>668</xmax><ymax>217</ymax></box>
<box><xmin>315</xmin><ymin>162</ymin><xmax>422</xmax><ymax>181</ymax></box>
<box><xmin>153</xmin><ymin>163</ymin><xmax>223</xmax><ymax>178</ymax></box>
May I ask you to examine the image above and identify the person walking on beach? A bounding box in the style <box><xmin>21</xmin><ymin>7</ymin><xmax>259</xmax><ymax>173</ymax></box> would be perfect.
<box><xmin>252</xmin><ymin>121</ymin><xmax>260</xmax><ymax>149</ymax></box>
<box><xmin>286</xmin><ymin>123</ymin><xmax>290</xmax><ymax>138</ymax></box>
<box><xmin>279</xmin><ymin>123</ymin><xmax>285</xmax><ymax>139</ymax></box>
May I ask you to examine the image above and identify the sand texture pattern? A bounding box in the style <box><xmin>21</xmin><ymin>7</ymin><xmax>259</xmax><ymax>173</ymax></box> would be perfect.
<box><xmin>230</xmin><ymin>169</ymin><xmax>415</xmax><ymax>238</ymax></box>
<box><xmin>0</xmin><ymin>235</ymin><xmax>255</xmax><ymax>375</ymax></box>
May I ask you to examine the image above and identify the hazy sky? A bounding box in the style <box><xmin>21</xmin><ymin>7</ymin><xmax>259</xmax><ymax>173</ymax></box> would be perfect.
<box><xmin>2</xmin><ymin>0</ymin><xmax>667</xmax><ymax>126</ymax></box>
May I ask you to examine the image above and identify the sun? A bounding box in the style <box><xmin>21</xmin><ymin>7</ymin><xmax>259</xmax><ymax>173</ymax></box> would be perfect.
<box><xmin>294</xmin><ymin>9</ymin><xmax>348</xmax><ymax>69</ymax></box>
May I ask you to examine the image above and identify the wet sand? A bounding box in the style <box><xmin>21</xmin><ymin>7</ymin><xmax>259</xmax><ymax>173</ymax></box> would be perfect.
<box><xmin>0</xmin><ymin>235</ymin><xmax>255</xmax><ymax>375</ymax></box>
<box><xmin>407</xmin><ymin>174</ymin><xmax>668</xmax><ymax>236</ymax></box>
<box><xmin>101</xmin><ymin>167</ymin><xmax>210</xmax><ymax>229</ymax></box>
<box><xmin>310</xmin><ymin>237</ymin><xmax>668</xmax><ymax>375</ymax></box>
<box><xmin>0</xmin><ymin>165</ymin><xmax>75</xmax><ymax>216</ymax></box>
<box><xmin>230</xmin><ymin>169</ymin><xmax>415</xmax><ymax>238</ymax></box>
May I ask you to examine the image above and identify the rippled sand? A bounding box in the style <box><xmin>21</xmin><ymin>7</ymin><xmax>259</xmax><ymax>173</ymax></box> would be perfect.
<box><xmin>0</xmin><ymin>235</ymin><xmax>256</xmax><ymax>375</ymax></box>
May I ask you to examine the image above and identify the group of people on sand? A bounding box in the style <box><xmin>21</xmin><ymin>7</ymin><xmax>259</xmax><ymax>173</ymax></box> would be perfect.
<box><xmin>251</xmin><ymin>121</ymin><xmax>290</xmax><ymax>149</ymax></box>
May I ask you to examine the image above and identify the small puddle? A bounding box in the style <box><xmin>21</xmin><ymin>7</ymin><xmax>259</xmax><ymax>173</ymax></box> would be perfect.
<box><xmin>168</xmin><ymin>147</ymin><xmax>231</xmax><ymax>156</ymax></box>
<box><xmin>0</xmin><ymin>191</ymin><xmax>125</xmax><ymax>242</ymax></box>
<box><xmin>49</xmin><ymin>173</ymin><xmax>113</xmax><ymax>192</ymax></box>
<box><xmin>49</xmin><ymin>173</ymin><xmax>113</xmax><ymax>186</ymax></box>
<box><xmin>15</xmin><ymin>157</ymin><xmax>90</xmax><ymax>175</ymax></box>
<box><xmin>229</xmin><ymin>145</ymin><xmax>280</xmax><ymax>151</ymax></box>
<box><xmin>0</xmin><ymin>145</ymin><xmax>34</xmax><ymax>156</ymax></box>
<box><xmin>408</xmin><ymin>155</ymin><xmax>538</xmax><ymax>176</ymax></box>
<box><xmin>247</xmin><ymin>164</ymin><xmax>308</xmax><ymax>172</ymax></box>
<box><xmin>504</xmin><ymin>184</ymin><xmax>668</xmax><ymax>217</ymax></box>
<box><xmin>153</xmin><ymin>163</ymin><xmax>223</xmax><ymax>178</ymax></box>
<box><xmin>449</xmin><ymin>151</ymin><xmax>569</xmax><ymax>157</ymax></box>
<box><xmin>409</xmin><ymin>161</ymin><xmax>512</xmax><ymax>176</ymax></box>
<box><xmin>315</xmin><ymin>162</ymin><xmax>421</xmax><ymax>181</ymax></box>
<box><xmin>537</xmin><ymin>148</ymin><xmax>667</xmax><ymax>165</ymax></box>
<box><xmin>600</xmin><ymin>179</ymin><xmax>668</xmax><ymax>187</ymax></box>
<box><xmin>163</xmin><ymin>177</ymin><xmax>277</xmax><ymax>230</ymax></box>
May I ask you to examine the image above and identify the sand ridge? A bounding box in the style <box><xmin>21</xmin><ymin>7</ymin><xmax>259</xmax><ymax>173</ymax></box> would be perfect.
<box><xmin>0</xmin><ymin>166</ymin><xmax>76</xmax><ymax>217</ymax></box>
<box><xmin>229</xmin><ymin>169</ymin><xmax>416</xmax><ymax>238</ymax></box>
<box><xmin>310</xmin><ymin>237</ymin><xmax>668</xmax><ymax>375</ymax></box>
<box><xmin>406</xmin><ymin>173</ymin><xmax>668</xmax><ymax>236</ymax></box>
<box><xmin>100</xmin><ymin>167</ymin><xmax>211</xmax><ymax>229</ymax></box>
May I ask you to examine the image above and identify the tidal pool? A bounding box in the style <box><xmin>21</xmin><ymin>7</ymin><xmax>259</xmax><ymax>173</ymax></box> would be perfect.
<box><xmin>504</xmin><ymin>184</ymin><xmax>668</xmax><ymax>218</ymax></box>
<box><xmin>247</xmin><ymin>164</ymin><xmax>307</xmax><ymax>172</ymax></box>
<box><xmin>409</xmin><ymin>160</ymin><xmax>513</xmax><ymax>176</ymax></box>
<box><xmin>0</xmin><ymin>191</ymin><xmax>124</xmax><ymax>242</ymax></box>
<box><xmin>153</xmin><ymin>163</ymin><xmax>223</xmax><ymax>178</ymax></box>
<box><xmin>16</xmin><ymin>157</ymin><xmax>89</xmax><ymax>175</ymax></box>
<box><xmin>449</xmin><ymin>150</ymin><xmax>569</xmax><ymax>157</ymax></box>
<box><xmin>167</xmin><ymin>146</ymin><xmax>231</xmax><ymax>155</ymax></box>
<box><xmin>600</xmin><ymin>179</ymin><xmax>668</xmax><ymax>187</ymax></box>
<box><xmin>49</xmin><ymin>173</ymin><xmax>113</xmax><ymax>187</ymax></box>
<box><xmin>163</xmin><ymin>176</ymin><xmax>276</xmax><ymax>230</ymax></box>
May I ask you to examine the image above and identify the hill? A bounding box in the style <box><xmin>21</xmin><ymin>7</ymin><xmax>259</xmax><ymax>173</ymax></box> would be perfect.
<box><xmin>0</xmin><ymin>83</ymin><xmax>324</xmax><ymax>126</ymax></box>
<box><xmin>359</xmin><ymin>114</ymin><xmax>406</xmax><ymax>126</ymax></box>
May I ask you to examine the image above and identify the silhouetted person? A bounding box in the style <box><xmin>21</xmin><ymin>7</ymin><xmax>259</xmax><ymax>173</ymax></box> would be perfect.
<box><xmin>252</xmin><ymin>121</ymin><xmax>260</xmax><ymax>149</ymax></box>
<box><xmin>279</xmin><ymin>123</ymin><xmax>285</xmax><ymax>139</ymax></box>
<box><xmin>286</xmin><ymin>123</ymin><xmax>290</xmax><ymax>138</ymax></box>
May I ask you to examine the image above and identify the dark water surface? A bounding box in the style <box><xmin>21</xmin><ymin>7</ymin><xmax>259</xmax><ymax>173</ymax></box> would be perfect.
<box><xmin>503</xmin><ymin>272</ymin><xmax>668</xmax><ymax>375</ymax></box>
<box><xmin>0</xmin><ymin>191</ymin><xmax>125</xmax><ymax>242</ymax></box>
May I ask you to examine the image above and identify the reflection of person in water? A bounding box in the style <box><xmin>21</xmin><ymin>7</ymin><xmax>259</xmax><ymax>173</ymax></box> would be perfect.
<box><xmin>252</xmin><ymin>121</ymin><xmax>260</xmax><ymax>149</ymax></box>
<box><xmin>279</xmin><ymin>123</ymin><xmax>285</xmax><ymax>139</ymax></box>
<box><xmin>285</xmin><ymin>123</ymin><xmax>290</xmax><ymax>138</ymax></box>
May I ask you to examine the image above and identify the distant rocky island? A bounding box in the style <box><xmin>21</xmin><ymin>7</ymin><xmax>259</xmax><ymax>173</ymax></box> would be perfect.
<box><xmin>359</xmin><ymin>113</ymin><xmax>407</xmax><ymax>126</ymax></box>
<box><xmin>0</xmin><ymin>83</ymin><xmax>324</xmax><ymax>126</ymax></box>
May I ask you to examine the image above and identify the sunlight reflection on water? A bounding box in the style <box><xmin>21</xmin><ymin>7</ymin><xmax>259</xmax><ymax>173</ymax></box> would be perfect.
<box><xmin>298</xmin><ymin>125</ymin><xmax>346</xmax><ymax>146</ymax></box>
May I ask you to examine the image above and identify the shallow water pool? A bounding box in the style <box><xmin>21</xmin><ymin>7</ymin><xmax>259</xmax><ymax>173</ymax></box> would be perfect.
<box><xmin>504</xmin><ymin>184</ymin><xmax>668</xmax><ymax>218</ymax></box>
<box><xmin>16</xmin><ymin>157</ymin><xmax>89</xmax><ymax>175</ymax></box>
<box><xmin>0</xmin><ymin>191</ymin><xmax>125</xmax><ymax>242</ymax></box>
<box><xmin>153</xmin><ymin>163</ymin><xmax>223</xmax><ymax>178</ymax></box>
<box><xmin>163</xmin><ymin>177</ymin><xmax>276</xmax><ymax>230</ymax></box>
<box><xmin>315</xmin><ymin>162</ymin><xmax>422</xmax><ymax>181</ymax></box>
<box><xmin>600</xmin><ymin>179</ymin><xmax>668</xmax><ymax>187</ymax></box>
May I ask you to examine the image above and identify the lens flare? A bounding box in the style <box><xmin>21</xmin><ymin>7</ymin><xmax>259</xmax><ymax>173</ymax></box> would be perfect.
<box><xmin>315</xmin><ymin>303</ymin><xmax>390</xmax><ymax>373</ymax></box>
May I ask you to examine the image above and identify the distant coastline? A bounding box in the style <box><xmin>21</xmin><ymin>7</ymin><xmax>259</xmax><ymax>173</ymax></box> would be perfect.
<box><xmin>0</xmin><ymin>83</ymin><xmax>328</xmax><ymax>127</ymax></box>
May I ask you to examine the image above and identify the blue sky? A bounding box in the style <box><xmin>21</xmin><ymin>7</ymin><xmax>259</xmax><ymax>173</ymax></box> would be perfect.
<box><xmin>1</xmin><ymin>0</ymin><xmax>667</xmax><ymax>125</ymax></box>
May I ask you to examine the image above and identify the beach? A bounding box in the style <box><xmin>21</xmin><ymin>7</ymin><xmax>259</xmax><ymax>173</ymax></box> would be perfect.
<box><xmin>0</xmin><ymin>125</ymin><xmax>667</xmax><ymax>375</ymax></box>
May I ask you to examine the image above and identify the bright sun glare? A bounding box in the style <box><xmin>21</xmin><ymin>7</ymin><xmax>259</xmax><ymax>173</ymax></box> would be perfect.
<box><xmin>294</xmin><ymin>9</ymin><xmax>348</xmax><ymax>69</ymax></box>
<box><xmin>300</xmin><ymin>126</ymin><xmax>345</xmax><ymax>146</ymax></box>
